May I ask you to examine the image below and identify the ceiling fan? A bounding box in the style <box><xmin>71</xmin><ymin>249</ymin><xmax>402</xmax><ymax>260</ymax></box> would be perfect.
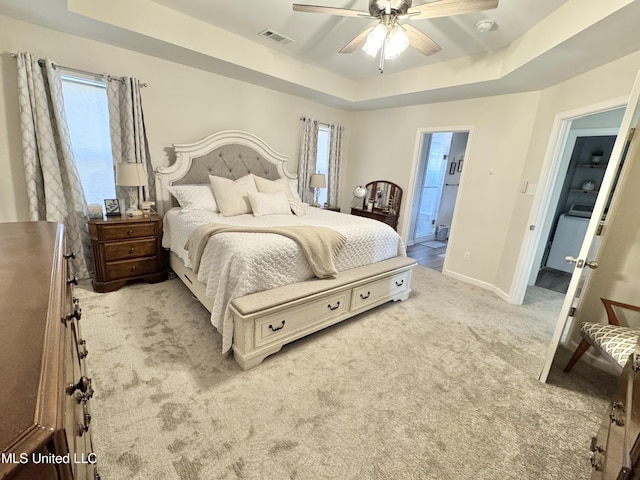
<box><xmin>292</xmin><ymin>0</ymin><xmax>499</xmax><ymax>72</ymax></box>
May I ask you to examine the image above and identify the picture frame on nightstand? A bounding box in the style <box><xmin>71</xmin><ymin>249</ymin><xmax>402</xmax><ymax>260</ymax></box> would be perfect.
<box><xmin>104</xmin><ymin>199</ymin><xmax>121</xmax><ymax>216</ymax></box>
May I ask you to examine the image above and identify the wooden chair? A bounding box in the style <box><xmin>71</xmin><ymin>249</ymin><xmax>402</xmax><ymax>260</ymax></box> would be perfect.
<box><xmin>564</xmin><ymin>298</ymin><xmax>640</xmax><ymax>373</ymax></box>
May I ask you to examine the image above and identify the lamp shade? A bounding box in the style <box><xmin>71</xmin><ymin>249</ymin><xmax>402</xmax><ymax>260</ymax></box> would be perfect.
<box><xmin>310</xmin><ymin>173</ymin><xmax>326</xmax><ymax>189</ymax></box>
<box><xmin>116</xmin><ymin>162</ymin><xmax>146</xmax><ymax>187</ymax></box>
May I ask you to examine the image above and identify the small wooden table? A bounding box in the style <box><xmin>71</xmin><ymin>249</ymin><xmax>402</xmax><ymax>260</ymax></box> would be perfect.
<box><xmin>88</xmin><ymin>214</ymin><xmax>168</xmax><ymax>292</ymax></box>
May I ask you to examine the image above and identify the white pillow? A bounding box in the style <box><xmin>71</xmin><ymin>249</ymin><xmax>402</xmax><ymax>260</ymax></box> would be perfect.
<box><xmin>254</xmin><ymin>176</ymin><xmax>296</xmax><ymax>199</ymax></box>
<box><xmin>166</xmin><ymin>184</ymin><xmax>218</xmax><ymax>212</ymax></box>
<box><xmin>289</xmin><ymin>198</ymin><xmax>306</xmax><ymax>216</ymax></box>
<box><xmin>247</xmin><ymin>191</ymin><xmax>293</xmax><ymax>217</ymax></box>
<box><xmin>209</xmin><ymin>174</ymin><xmax>258</xmax><ymax>216</ymax></box>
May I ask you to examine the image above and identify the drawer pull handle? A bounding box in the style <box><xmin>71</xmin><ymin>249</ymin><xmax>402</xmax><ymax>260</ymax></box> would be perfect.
<box><xmin>63</xmin><ymin>308</ymin><xmax>82</xmax><ymax>325</ymax></box>
<box><xmin>268</xmin><ymin>321</ymin><xmax>286</xmax><ymax>332</ymax></box>
<box><xmin>328</xmin><ymin>301</ymin><xmax>341</xmax><ymax>311</ymax></box>
<box><xmin>127</xmin><ymin>229</ymin><xmax>134</xmax><ymax>235</ymax></box>
<box><xmin>67</xmin><ymin>275</ymin><xmax>79</xmax><ymax>285</ymax></box>
<box><xmin>129</xmin><ymin>247</ymin><xmax>136</xmax><ymax>253</ymax></box>
<box><xmin>360</xmin><ymin>292</ymin><xmax>371</xmax><ymax>300</ymax></box>
<box><xmin>395</xmin><ymin>279</ymin><xmax>404</xmax><ymax>287</ymax></box>
<box><xmin>79</xmin><ymin>343</ymin><xmax>89</xmax><ymax>359</ymax></box>
<box><xmin>80</xmin><ymin>403</ymin><xmax>91</xmax><ymax>434</ymax></box>
<box><xmin>610</xmin><ymin>401</ymin><xmax>625</xmax><ymax>426</ymax></box>
<box><xmin>64</xmin><ymin>252</ymin><xmax>76</xmax><ymax>260</ymax></box>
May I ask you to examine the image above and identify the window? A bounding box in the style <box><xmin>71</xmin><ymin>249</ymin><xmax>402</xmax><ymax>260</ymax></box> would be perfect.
<box><xmin>315</xmin><ymin>123</ymin><xmax>330</xmax><ymax>207</ymax></box>
<box><xmin>60</xmin><ymin>74</ymin><xmax>115</xmax><ymax>205</ymax></box>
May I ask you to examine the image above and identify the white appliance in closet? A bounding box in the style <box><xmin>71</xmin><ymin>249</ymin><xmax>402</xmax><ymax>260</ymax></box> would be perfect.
<box><xmin>546</xmin><ymin>213</ymin><xmax>590</xmax><ymax>273</ymax></box>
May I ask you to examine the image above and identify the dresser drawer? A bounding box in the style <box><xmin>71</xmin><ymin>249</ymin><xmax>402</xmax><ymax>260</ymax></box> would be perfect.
<box><xmin>254</xmin><ymin>291</ymin><xmax>349</xmax><ymax>347</ymax></box>
<box><xmin>99</xmin><ymin>222</ymin><xmax>156</xmax><ymax>240</ymax></box>
<box><xmin>106</xmin><ymin>257</ymin><xmax>158</xmax><ymax>280</ymax></box>
<box><xmin>104</xmin><ymin>238</ymin><xmax>157</xmax><ymax>261</ymax></box>
<box><xmin>351</xmin><ymin>270</ymin><xmax>410</xmax><ymax>311</ymax></box>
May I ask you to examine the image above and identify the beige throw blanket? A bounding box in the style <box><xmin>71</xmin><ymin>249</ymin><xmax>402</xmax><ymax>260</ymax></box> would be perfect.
<box><xmin>185</xmin><ymin>223</ymin><xmax>347</xmax><ymax>278</ymax></box>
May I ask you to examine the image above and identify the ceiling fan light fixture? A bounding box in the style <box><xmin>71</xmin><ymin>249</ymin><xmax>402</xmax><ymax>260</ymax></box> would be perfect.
<box><xmin>384</xmin><ymin>25</ymin><xmax>409</xmax><ymax>59</ymax></box>
<box><xmin>362</xmin><ymin>22</ymin><xmax>387</xmax><ymax>57</ymax></box>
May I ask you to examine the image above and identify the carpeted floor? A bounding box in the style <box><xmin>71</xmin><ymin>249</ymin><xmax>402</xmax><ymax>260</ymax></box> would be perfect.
<box><xmin>76</xmin><ymin>265</ymin><xmax>614</xmax><ymax>479</ymax></box>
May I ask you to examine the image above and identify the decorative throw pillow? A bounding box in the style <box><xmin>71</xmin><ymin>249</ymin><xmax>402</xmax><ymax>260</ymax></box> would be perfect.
<box><xmin>254</xmin><ymin>176</ymin><xmax>296</xmax><ymax>199</ymax></box>
<box><xmin>247</xmin><ymin>191</ymin><xmax>293</xmax><ymax>217</ymax></box>
<box><xmin>209</xmin><ymin>174</ymin><xmax>258</xmax><ymax>216</ymax></box>
<box><xmin>289</xmin><ymin>198</ymin><xmax>306</xmax><ymax>216</ymax></box>
<box><xmin>166</xmin><ymin>184</ymin><xmax>218</xmax><ymax>212</ymax></box>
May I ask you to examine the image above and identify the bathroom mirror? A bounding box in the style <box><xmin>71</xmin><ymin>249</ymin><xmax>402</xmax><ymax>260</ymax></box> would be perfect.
<box><xmin>363</xmin><ymin>181</ymin><xmax>402</xmax><ymax>214</ymax></box>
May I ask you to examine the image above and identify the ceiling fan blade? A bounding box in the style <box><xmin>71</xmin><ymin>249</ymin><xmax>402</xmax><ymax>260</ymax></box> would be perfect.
<box><xmin>408</xmin><ymin>0</ymin><xmax>498</xmax><ymax>20</ymax></box>
<box><xmin>292</xmin><ymin>4</ymin><xmax>370</xmax><ymax>17</ymax></box>
<box><xmin>339</xmin><ymin>26</ymin><xmax>375</xmax><ymax>53</ymax></box>
<box><xmin>402</xmin><ymin>24</ymin><xmax>442</xmax><ymax>56</ymax></box>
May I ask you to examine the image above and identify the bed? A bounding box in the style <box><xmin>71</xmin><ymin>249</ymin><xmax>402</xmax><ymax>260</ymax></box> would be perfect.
<box><xmin>155</xmin><ymin>130</ymin><xmax>416</xmax><ymax>369</ymax></box>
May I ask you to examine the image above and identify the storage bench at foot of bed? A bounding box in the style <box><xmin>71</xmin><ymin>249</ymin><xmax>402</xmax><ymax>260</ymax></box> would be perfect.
<box><xmin>230</xmin><ymin>256</ymin><xmax>417</xmax><ymax>369</ymax></box>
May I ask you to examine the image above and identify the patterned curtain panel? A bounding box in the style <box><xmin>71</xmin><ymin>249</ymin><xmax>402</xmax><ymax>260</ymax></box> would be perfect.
<box><xmin>16</xmin><ymin>52</ymin><xmax>92</xmax><ymax>278</ymax></box>
<box><xmin>105</xmin><ymin>75</ymin><xmax>154</xmax><ymax>210</ymax></box>
<box><xmin>327</xmin><ymin>124</ymin><xmax>344</xmax><ymax>207</ymax></box>
<box><xmin>297</xmin><ymin>117</ymin><xmax>319</xmax><ymax>204</ymax></box>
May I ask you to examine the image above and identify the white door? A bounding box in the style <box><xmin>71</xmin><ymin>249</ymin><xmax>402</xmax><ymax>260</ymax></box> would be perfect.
<box><xmin>539</xmin><ymin>72</ymin><xmax>640</xmax><ymax>382</ymax></box>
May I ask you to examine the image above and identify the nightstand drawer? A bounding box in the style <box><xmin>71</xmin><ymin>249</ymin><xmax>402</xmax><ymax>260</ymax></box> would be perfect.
<box><xmin>104</xmin><ymin>238</ymin><xmax>157</xmax><ymax>261</ymax></box>
<box><xmin>99</xmin><ymin>222</ymin><xmax>156</xmax><ymax>240</ymax></box>
<box><xmin>106</xmin><ymin>257</ymin><xmax>158</xmax><ymax>280</ymax></box>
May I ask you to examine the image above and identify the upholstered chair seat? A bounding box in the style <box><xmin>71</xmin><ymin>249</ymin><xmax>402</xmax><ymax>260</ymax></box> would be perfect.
<box><xmin>564</xmin><ymin>298</ymin><xmax>640</xmax><ymax>374</ymax></box>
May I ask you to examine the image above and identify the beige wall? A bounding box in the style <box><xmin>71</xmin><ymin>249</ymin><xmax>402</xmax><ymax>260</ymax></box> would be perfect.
<box><xmin>344</xmin><ymin>92</ymin><xmax>541</xmax><ymax>294</ymax></box>
<box><xmin>2</xmin><ymin>13</ymin><xmax>640</xmax><ymax>303</ymax></box>
<box><xmin>0</xmin><ymin>14</ymin><xmax>353</xmax><ymax>223</ymax></box>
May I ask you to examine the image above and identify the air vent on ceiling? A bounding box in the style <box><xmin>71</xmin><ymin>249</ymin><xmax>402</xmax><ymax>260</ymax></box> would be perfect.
<box><xmin>258</xmin><ymin>29</ymin><xmax>294</xmax><ymax>45</ymax></box>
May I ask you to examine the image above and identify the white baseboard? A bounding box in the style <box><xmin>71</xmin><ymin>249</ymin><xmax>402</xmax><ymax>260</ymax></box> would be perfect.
<box><xmin>442</xmin><ymin>268</ymin><xmax>511</xmax><ymax>302</ymax></box>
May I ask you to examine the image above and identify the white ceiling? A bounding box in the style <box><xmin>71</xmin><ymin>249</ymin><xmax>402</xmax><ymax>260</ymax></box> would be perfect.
<box><xmin>149</xmin><ymin>0</ymin><xmax>567</xmax><ymax>80</ymax></box>
<box><xmin>2</xmin><ymin>0</ymin><xmax>640</xmax><ymax>110</ymax></box>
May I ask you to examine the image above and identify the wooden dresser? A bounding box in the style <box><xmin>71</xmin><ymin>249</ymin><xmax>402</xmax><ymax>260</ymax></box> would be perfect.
<box><xmin>0</xmin><ymin>222</ymin><xmax>99</xmax><ymax>480</ymax></box>
<box><xmin>88</xmin><ymin>214</ymin><xmax>168</xmax><ymax>293</ymax></box>
<box><xmin>590</xmin><ymin>348</ymin><xmax>640</xmax><ymax>479</ymax></box>
<box><xmin>351</xmin><ymin>207</ymin><xmax>399</xmax><ymax>231</ymax></box>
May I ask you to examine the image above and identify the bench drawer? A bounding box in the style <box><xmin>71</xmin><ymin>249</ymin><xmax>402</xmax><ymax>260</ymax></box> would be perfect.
<box><xmin>254</xmin><ymin>291</ymin><xmax>349</xmax><ymax>348</ymax></box>
<box><xmin>352</xmin><ymin>270</ymin><xmax>411</xmax><ymax>311</ymax></box>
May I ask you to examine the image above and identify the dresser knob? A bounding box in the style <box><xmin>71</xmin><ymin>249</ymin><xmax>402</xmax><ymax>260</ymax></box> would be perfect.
<box><xmin>64</xmin><ymin>252</ymin><xmax>76</xmax><ymax>260</ymax></box>
<box><xmin>131</xmin><ymin>265</ymin><xmax>137</xmax><ymax>271</ymax></box>
<box><xmin>127</xmin><ymin>229</ymin><xmax>134</xmax><ymax>235</ymax></box>
<box><xmin>67</xmin><ymin>376</ymin><xmax>92</xmax><ymax>396</ymax></box>
<box><xmin>79</xmin><ymin>343</ymin><xmax>89</xmax><ymax>359</ymax></box>
<box><xmin>67</xmin><ymin>275</ymin><xmax>78</xmax><ymax>285</ymax></box>
<box><xmin>129</xmin><ymin>247</ymin><xmax>136</xmax><ymax>253</ymax></box>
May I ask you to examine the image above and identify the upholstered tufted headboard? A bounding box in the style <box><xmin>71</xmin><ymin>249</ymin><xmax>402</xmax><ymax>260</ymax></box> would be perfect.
<box><xmin>155</xmin><ymin>130</ymin><xmax>298</xmax><ymax>215</ymax></box>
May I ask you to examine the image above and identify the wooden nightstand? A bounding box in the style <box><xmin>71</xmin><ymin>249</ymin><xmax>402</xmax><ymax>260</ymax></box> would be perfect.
<box><xmin>88</xmin><ymin>214</ymin><xmax>168</xmax><ymax>293</ymax></box>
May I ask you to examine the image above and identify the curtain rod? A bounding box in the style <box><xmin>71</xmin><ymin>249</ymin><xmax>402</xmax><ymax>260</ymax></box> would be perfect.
<box><xmin>10</xmin><ymin>53</ymin><xmax>148</xmax><ymax>87</ymax></box>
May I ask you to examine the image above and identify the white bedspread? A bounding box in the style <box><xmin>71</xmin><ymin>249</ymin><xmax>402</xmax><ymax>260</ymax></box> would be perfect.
<box><xmin>162</xmin><ymin>205</ymin><xmax>406</xmax><ymax>353</ymax></box>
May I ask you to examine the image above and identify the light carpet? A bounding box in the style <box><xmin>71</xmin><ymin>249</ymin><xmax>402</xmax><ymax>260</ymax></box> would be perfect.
<box><xmin>76</xmin><ymin>266</ymin><xmax>614</xmax><ymax>480</ymax></box>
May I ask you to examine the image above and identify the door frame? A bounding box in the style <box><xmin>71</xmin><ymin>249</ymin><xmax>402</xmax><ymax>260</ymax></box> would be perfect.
<box><xmin>507</xmin><ymin>96</ymin><xmax>630</xmax><ymax>305</ymax></box>
<box><xmin>527</xmin><ymin>126</ymin><xmax>621</xmax><ymax>285</ymax></box>
<box><xmin>403</xmin><ymin>125</ymin><xmax>474</xmax><ymax>249</ymax></box>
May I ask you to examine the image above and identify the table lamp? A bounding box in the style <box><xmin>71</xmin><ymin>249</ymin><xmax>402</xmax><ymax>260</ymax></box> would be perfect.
<box><xmin>116</xmin><ymin>162</ymin><xmax>146</xmax><ymax>216</ymax></box>
<box><xmin>310</xmin><ymin>173</ymin><xmax>326</xmax><ymax>207</ymax></box>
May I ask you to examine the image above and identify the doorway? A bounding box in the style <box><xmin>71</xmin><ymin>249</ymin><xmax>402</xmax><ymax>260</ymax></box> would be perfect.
<box><xmin>406</xmin><ymin>130</ymin><xmax>469</xmax><ymax>271</ymax></box>
<box><xmin>532</xmin><ymin>115</ymin><xmax>623</xmax><ymax>294</ymax></box>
